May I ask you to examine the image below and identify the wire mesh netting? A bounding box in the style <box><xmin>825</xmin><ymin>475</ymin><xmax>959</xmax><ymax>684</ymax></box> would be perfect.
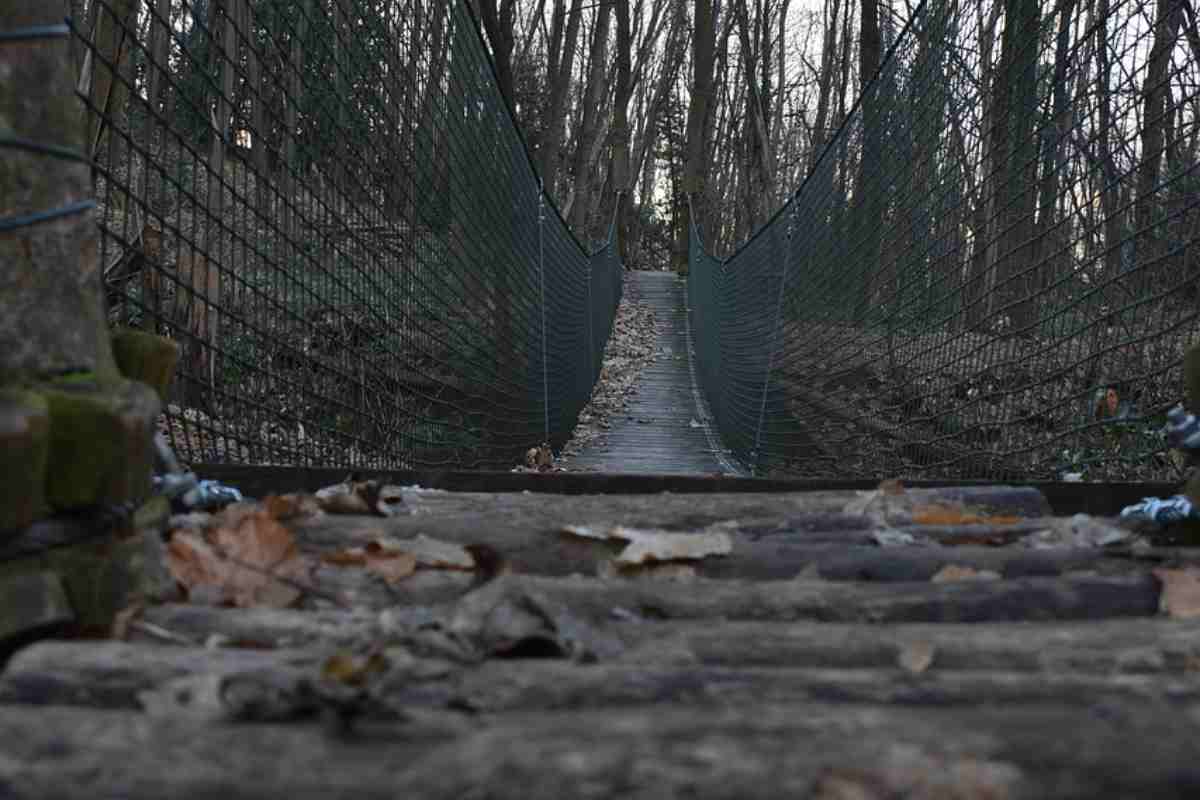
<box><xmin>70</xmin><ymin>0</ymin><xmax>620</xmax><ymax>469</ymax></box>
<box><xmin>690</xmin><ymin>0</ymin><xmax>1200</xmax><ymax>481</ymax></box>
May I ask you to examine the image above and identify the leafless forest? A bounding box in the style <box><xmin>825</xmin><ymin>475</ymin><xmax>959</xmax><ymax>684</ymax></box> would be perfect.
<box><xmin>72</xmin><ymin>0</ymin><xmax>1199</xmax><ymax>478</ymax></box>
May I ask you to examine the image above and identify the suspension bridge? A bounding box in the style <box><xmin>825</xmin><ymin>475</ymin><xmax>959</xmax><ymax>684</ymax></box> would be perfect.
<box><xmin>58</xmin><ymin>0</ymin><xmax>1195</xmax><ymax>485</ymax></box>
<box><xmin>6</xmin><ymin>1</ymin><xmax>1200</xmax><ymax>795</ymax></box>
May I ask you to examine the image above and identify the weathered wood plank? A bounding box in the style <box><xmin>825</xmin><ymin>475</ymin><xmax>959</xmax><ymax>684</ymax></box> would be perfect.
<box><xmin>8</xmin><ymin>634</ymin><xmax>1200</xmax><ymax>711</ymax></box>
<box><xmin>2</xmin><ymin>702</ymin><xmax>1199</xmax><ymax>798</ymax></box>
<box><xmin>133</xmin><ymin>605</ymin><xmax>1200</xmax><ymax>674</ymax></box>
<box><xmin>435</xmin><ymin>661</ymin><xmax>1200</xmax><ymax>712</ymax></box>
<box><xmin>0</xmin><ymin>641</ymin><xmax>322</xmax><ymax>708</ymax></box>
<box><xmin>193</xmin><ymin>463</ymin><xmax>1173</xmax><ymax>516</ymax></box>
<box><xmin>619</xmin><ymin>617</ymin><xmax>1200</xmax><ymax>672</ymax></box>
<box><xmin>375</xmin><ymin>573</ymin><xmax>1163</xmax><ymax>623</ymax></box>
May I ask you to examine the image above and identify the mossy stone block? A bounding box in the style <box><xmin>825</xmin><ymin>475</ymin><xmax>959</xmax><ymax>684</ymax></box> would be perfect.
<box><xmin>41</xmin><ymin>378</ymin><xmax>160</xmax><ymax>511</ymax></box>
<box><xmin>111</xmin><ymin>329</ymin><xmax>180</xmax><ymax>403</ymax></box>
<box><xmin>0</xmin><ymin>390</ymin><xmax>49</xmax><ymax>536</ymax></box>
<box><xmin>0</xmin><ymin>571</ymin><xmax>73</xmax><ymax>644</ymax></box>
<box><xmin>0</xmin><ymin>526</ymin><xmax>177</xmax><ymax>630</ymax></box>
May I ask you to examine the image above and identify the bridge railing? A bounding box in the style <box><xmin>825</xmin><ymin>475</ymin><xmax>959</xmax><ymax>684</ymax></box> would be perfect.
<box><xmin>690</xmin><ymin>0</ymin><xmax>1200</xmax><ymax>481</ymax></box>
<box><xmin>75</xmin><ymin>0</ymin><xmax>620</xmax><ymax>470</ymax></box>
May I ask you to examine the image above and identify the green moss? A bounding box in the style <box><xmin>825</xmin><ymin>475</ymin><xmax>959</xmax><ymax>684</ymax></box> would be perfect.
<box><xmin>0</xmin><ymin>527</ymin><xmax>175</xmax><ymax>629</ymax></box>
<box><xmin>48</xmin><ymin>371</ymin><xmax>99</xmax><ymax>387</ymax></box>
<box><xmin>111</xmin><ymin>330</ymin><xmax>180</xmax><ymax>403</ymax></box>
<box><xmin>0</xmin><ymin>389</ymin><xmax>50</xmax><ymax>536</ymax></box>
<box><xmin>40</xmin><ymin>378</ymin><xmax>159</xmax><ymax>510</ymax></box>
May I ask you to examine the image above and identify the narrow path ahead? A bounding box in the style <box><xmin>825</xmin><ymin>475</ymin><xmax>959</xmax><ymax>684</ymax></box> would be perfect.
<box><xmin>566</xmin><ymin>271</ymin><xmax>741</xmax><ymax>475</ymax></box>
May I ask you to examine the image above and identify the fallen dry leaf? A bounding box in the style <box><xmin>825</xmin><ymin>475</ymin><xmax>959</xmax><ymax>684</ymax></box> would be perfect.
<box><xmin>614</xmin><ymin>527</ymin><xmax>733</xmax><ymax>565</ymax></box>
<box><xmin>322</xmin><ymin>542</ymin><xmax>418</xmax><ymax>584</ymax></box>
<box><xmin>263</xmin><ymin>493</ymin><xmax>323</xmax><ymax>521</ymax></box>
<box><xmin>167</xmin><ymin>506</ymin><xmax>311</xmax><ymax>608</ymax></box>
<box><xmin>897</xmin><ymin>641</ymin><xmax>936</xmax><ymax>674</ymax></box>
<box><xmin>930</xmin><ymin>564</ymin><xmax>1001</xmax><ymax>583</ymax></box>
<box><xmin>363</xmin><ymin>547</ymin><xmax>418</xmax><ymax>584</ymax></box>
<box><xmin>1153</xmin><ymin>568</ymin><xmax>1200</xmax><ymax>618</ymax></box>
<box><xmin>524</xmin><ymin>443</ymin><xmax>553</xmax><ymax>471</ymax></box>
<box><xmin>912</xmin><ymin>505</ymin><xmax>1023</xmax><ymax>527</ymax></box>
<box><xmin>463</xmin><ymin>543</ymin><xmax>510</xmax><ymax>584</ymax></box>
<box><xmin>562</xmin><ymin>523</ymin><xmax>733</xmax><ymax>565</ymax></box>
<box><xmin>322</xmin><ymin>651</ymin><xmax>389</xmax><ymax>687</ymax></box>
<box><xmin>314</xmin><ymin>479</ymin><xmax>404</xmax><ymax>516</ymax></box>
<box><xmin>322</xmin><ymin>548</ymin><xmax>370</xmax><ymax>566</ymax></box>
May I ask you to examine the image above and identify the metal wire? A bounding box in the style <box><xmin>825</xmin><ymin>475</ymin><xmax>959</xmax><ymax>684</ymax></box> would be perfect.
<box><xmin>0</xmin><ymin>24</ymin><xmax>94</xmax><ymax>234</ymax></box>
<box><xmin>690</xmin><ymin>0</ymin><xmax>1200</xmax><ymax>482</ymax></box>
<box><xmin>0</xmin><ymin>24</ymin><xmax>70</xmax><ymax>43</ymax></box>
<box><xmin>76</xmin><ymin>0</ymin><xmax>621</xmax><ymax>470</ymax></box>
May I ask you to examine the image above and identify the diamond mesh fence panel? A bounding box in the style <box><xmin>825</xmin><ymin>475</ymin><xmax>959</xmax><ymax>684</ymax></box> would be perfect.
<box><xmin>690</xmin><ymin>0</ymin><xmax>1200</xmax><ymax>481</ymax></box>
<box><xmin>67</xmin><ymin>0</ymin><xmax>620</xmax><ymax>469</ymax></box>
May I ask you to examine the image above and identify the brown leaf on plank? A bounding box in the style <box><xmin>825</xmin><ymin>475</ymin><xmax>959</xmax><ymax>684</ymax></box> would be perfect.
<box><xmin>322</xmin><ymin>548</ymin><xmax>370</xmax><ymax>566</ymax></box>
<box><xmin>322</xmin><ymin>651</ymin><xmax>389</xmax><ymax>687</ymax></box>
<box><xmin>561</xmin><ymin>523</ymin><xmax>733</xmax><ymax>565</ymax></box>
<box><xmin>167</xmin><ymin>507</ymin><xmax>310</xmax><ymax>608</ymax></box>
<box><xmin>314</xmin><ymin>479</ymin><xmax>405</xmax><ymax>516</ymax></box>
<box><xmin>363</xmin><ymin>545</ymin><xmax>418</xmax><ymax>584</ymax></box>
<box><xmin>930</xmin><ymin>564</ymin><xmax>1001</xmax><ymax>583</ymax></box>
<box><xmin>524</xmin><ymin>443</ymin><xmax>553</xmax><ymax>471</ymax></box>
<box><xmin>262</xmin><ymin>493</ymin><xmax>323</xmax><ymax>521</ymax></box>
<box><xmin>322</xmin><ymin>542</ymin><xmax>418</xmax><ymax>584</ymax></box>
<box><xmin>1153</xmin><ymin>568</ymin><xmax>1200</xmax><ymax>619</ymax></box>
<box><xmin>912</xmin><ymin>504</ymin><xmax>1023</xmax><ymax>526</ymax></box>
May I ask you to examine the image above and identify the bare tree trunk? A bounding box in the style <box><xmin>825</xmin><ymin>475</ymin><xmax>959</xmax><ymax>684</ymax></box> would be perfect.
<box><xmin>185</xmin><ymin>0</ymin><xmax>238</xmax><ymax>412</ymax></box>
<box><xmin>850</xmin><ymin>0</ymin><xmax>882</xmax><ymax>320</ymax></box>
<box><xmin>731</xmin><ymin>0</ymin><xmax>778</xmax><ymax>229</ymax></box>
<box><xmin>478</xmin><ymin>0</ymin><xmax>518</xmax><ymax>107</ymax></box>
<box><xmin>964</xmin><ymin>2</ymin><xmax>1002</xmax><ymax>330</ymax></box>
<box><xmin>675</xmin><ymin>0</ymin><xmax>717</xmax><ymax>273</ymax></box>
<box><xmin>138</xmin><ymin>0</ymin><xmax>172</xmax><ymax>326</ymax></box>
<box><xmin>609</xmin><ymin>0</ymin><xmax>633</xmax><ymax>261</ymax></box>
<box><xmin>1030</xmin><ymin>0</ymin><xmax>1077</xmax><ymax>298</ymax></box>
<box><xmin>567</xmin><ymin>1</ymin><xmax>613</xmax><ymax>237</ymax></box>
<box><xmin>808</xmin><ymin>0</ymin><xmax>842</xmax><ymax>173</ymax></box>
<box><xmin>538</xmin><ymin>0</ymin><xmax>584</xmax><ymax>195</ymax></box>
<box><xmin>1135</xmin><ymin>0</ymin><xmax>1182</xmax><ymax>286</ymax></box>
<box><xmin>241</xmin><ymin>0</ymin><xmax>270</xmax><ymax>216</ymax></box>
<box><xmin>84</xmin><ymin>0</ymin><xmax>139</xmax><ymax>161</ymax></box>
<box><xmin>283</xmin><ymin>0</ymin><xmax>312</xmax><ymax>243</ymax></box>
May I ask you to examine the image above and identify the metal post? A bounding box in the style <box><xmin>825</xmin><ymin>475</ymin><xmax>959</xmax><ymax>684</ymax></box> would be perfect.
<box><xmin>538</xmin><ymin>178</ymin><xmax>549</xmax><ymax>443</ymax></box>
<box><xmin>751</xmin><ymin>201</ymin><xmax>797</xmax><ymax>474</ymax></box>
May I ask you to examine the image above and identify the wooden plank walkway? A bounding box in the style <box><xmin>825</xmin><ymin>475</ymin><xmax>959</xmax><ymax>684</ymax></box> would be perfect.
<box><xmin>565</xmin><ymin>270</ymin><xmax>742</xmax><ymax>475</ymax></box>
<box><xmin>5</xmin><ymin>484</ymin><xmax>1200</xmax><ymax>797</ymax></box>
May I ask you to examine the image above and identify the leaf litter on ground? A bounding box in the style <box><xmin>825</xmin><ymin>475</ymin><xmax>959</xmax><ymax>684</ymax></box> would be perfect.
<box><xmin>557</xmin><ymin>272</ymin><xmax>658</xmax><ymax>468</ymax></box>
